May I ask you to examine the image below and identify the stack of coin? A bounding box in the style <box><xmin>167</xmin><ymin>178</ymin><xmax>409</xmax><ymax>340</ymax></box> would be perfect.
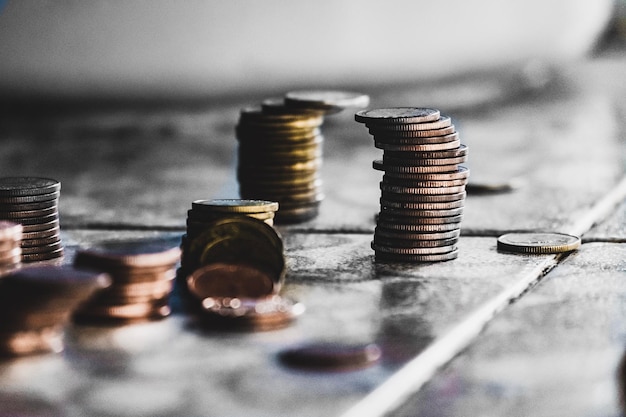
<box><xmin>355</xmin><ymin>107</ymin><xmax>469</xmax><ymax>262</ymax></box>
<box><xmin>0</xmin><ymin>221</ymin><xmax>23</xmax><ymax>276</ymax></box>
<box><xmin>0</xmin><ymin>265</ymin><xmax>110</xmax><ymax>356</ymax></box>
<box><xmin>236</xmin><ymin>106</ymin><xmax>325</xmax><ymax>223</ymax></box>
<box><xmin>0</xmin><ymin>177</ymin><xmax>63</xmax><ymax>263</ymax></box>
<box><xmin>72</xmin><ymin>238</ymin><xmax>181</xmax><ymax>324</ymax></box>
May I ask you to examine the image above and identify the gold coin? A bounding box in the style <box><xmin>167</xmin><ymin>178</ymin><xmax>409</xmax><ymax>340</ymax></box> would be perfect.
<box><xmin>191</xmin><ymin>199</ymin><xmax>278</xmax><ymax>214</ymax></box>
<box><xmin>239</xmin><ymin>107</ymin><xmax>323</xmax><ymax>129</ymax></box>
<box><xmin>355</xmin><ymin>107</ymin><xmax>440</xmax><ymax>124</ymax></box>
<box><xmin>261</xmin><ymin>97</ymin><xmax>325</xmax><ymax>115</ymax></box>
<box><xmin>496</xmin><ymin>232</ymin><xmax>581</xmax><ymax>254</ymax></box>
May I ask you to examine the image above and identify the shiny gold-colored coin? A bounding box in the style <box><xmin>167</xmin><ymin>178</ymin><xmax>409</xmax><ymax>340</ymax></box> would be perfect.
<box><xmin>239</xmin><ymin>107</ymin><xmax>324</xmax><ymax>129</ymax></box>
<box><xmin>355</xmin><ymin>107</ymin><xmax>441</xmax><ymax>124</ymax></box>
<box><xmin>191</xmin><ymin>199</ymin><xmax>278</xmax><ymax>214</ymax></box>
<box><xmin>496</xmin><ymin>232</ymin><xmax>581</xmax><ymax>254</ymax></box>
<box><xmin>375</xmin><ymin>138</ymin><xmax>460</xmax><ymax>152</ymax></box>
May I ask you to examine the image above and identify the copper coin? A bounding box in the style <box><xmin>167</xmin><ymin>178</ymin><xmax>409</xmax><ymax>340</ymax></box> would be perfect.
<box><xmin>187</xmin><ymin>262</ymin><xmax>276</xmax><ymax>299</ymax></box>
<box><xmin>380</xmin><ymin>198</ymin><xmax>464</xmax><ymax>210</ymax></box>
<box><xmin>75</xmin><ymin>237</ymin><xmax>181</xmax><ymax>268</ymax></box>
<box><xmin>374</xmin><ymin>161</ymin><xmax>461</xmax><ymax>174</ymax></box>
<box><xmin>375</xmin><ymin>139</ymin><xmax>460</xmax><ymax>152</ymax></box>
<box><xmin>0</xmin><ymin>221</ymin><xmax>22</xmax><ymax>241</ymax></box>
<box><xmin>279</xmin><ymin>342</ymin><xmax>381</xmax><ymax>371</ymax></box>
<box><xmin>0</xmin><ymin>326</ymin><xmax>63</xmax><ymax>356</ymax></box>
<box><xmin>373</xmin><ymin>132</ymin><xmax>459</xmax><ymax>145</ymax></box>
<box><xmin>381</xmin><ymin>176</ymin><xmax>468</xmax><ymax>188</ymax></box>
<box><xmin>368</xmin><ymin>125</ymin><xmax>456</xmax><ymax>138</ymax></box>
<box><xmin>380</xmin><ymin>182</ymin><xmax>466</xmax><ymax>195</ymax></box>
<box><xmin>378</xmin><ymin>165</ymin><xmax>469</xmax><ymax>179</ymax></box>
<box><xmin>380</xmin><ymin>191</ymin><xmax>466</xmax><ymax>203</ymax></box>
<box><xmin>355</xmin><ymin>107</ymin><xmax>440</xmax><ymax>124</ymax></box>
<box><xmin>384</xmin><ymin>144</ymin><xmax>468</xmax><ymax>160</ymax></box>
<box><xmin>382</xmin><ymin>154</ymin><xmax>467</xmax><ymax>167</ymax></box>
<box><xmin>366</xmin><ymin>116</ymin><xmax>452</xmax><ymax>131</ymax></box>
<box><xmin>0</xmin><ymin>177</ymin><xmax>60</xmax><ymax>197</ymax></box>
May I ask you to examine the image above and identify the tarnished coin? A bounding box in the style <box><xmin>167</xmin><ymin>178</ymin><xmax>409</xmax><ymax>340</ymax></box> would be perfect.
<box><xmin>368</xmin><ymin>116</ymin><xmax>452</xmax><ymax>132</ymax></box>
<box><xmin>375</xmin><ymin>249</ymin><xmax>459</xmax><ymax>263</ymax></box>
<box><xmin>278</xmin><ymin>342</ymin><xmax>381</xmax><ymax>371</ymax></box>
<box><xmin>187</xmin><ymin>262</ymin><xmax>276</xmax><ymax>299</ymax></box>
<box><xmin>373</xmin><ymin>132</ymin><xmax>459</xmax><ymax>145</ymax></box>
<box><xmin>285</xmin><ymin>90</ymin><xmax>370</xmax><ymax>114</ymax></box>
<box><xmin>380</xmin><ymin>191</ymin><xmax>466</xmax><ymax>203</ymax></box>
<box><xmin>375</xmin><ymin>138</ymin><xmax>460</xmax><ymax>152</ymax></box>
<box><xmin>0</xmin><ymin>191</ymin><xmax>59</xmax><ymax>205</ymax></box>
<box><xmin>0</xmin><ymin>177</ymin><xmax>60</xmax><ymax>197</ymax></box>
<box><xmin>497</xmin><ymin>232</ymin><xmax>581</xmax><ymax>254</ymax></box>
<box><xmin>192</xmin><ymin>199</ymin><xmax>279</xmax><ymax>214</ymax></box>
<box><xmin>355</xmin><ymin>108</ymin><xmax>440</xmax><ymax>124</ymax></box>
<box><xmin>368</xmin><ymin>125</ymin><xmax>456</xmax><ymax>138</ymax></box>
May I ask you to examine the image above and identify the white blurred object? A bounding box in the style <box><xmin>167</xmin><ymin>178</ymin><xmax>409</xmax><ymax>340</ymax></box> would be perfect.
<box><xmin>0</xmin><ymin>0</ymin><xmax>614</xmax><ymax>100</ymax></box>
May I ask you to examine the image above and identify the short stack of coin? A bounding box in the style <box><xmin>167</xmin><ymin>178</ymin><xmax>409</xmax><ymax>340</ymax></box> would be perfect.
<box><xmin>72</xmin><ymin>238</ymin><xmax>181</xmax><ymax>324</ymax></box>
<box><xmin>355</xmin><ymin>107</ymin><xmax>469</xmax><ymax>262</ymax></box>
<box><xmin>0</xmin><ymin>221</ymin><xmax>23</xmax><ymax>276</ymax></box>
<box><xmin>0</xmin><ymin>265</ymin><xmax>110</xmax><ymax>356</ymax></box>
<box><xmin>0</xmin><ymin>177</ymin><xmax>63</xmax><ymax>263</ymax></box>
<box><xmin>236</xmin><ymin>106</ymin><xmax>325</xmax><ymax>223</ymax></box>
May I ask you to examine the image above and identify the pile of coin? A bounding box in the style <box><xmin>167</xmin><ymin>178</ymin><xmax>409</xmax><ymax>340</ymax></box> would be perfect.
<box><xmin>236</xmin><ymin>106</ymin><xmax>325</xmax><ymax>223</ymax></box>
<box><xmin>0</xmin><ymin>177</ymin><xmax>63</xmax><ymax>263</ymax></box>
<box><xmin>179</xmin><ymin>214</ymin><xmax>299</xmax><ymax>330</ymax></box>
<box><xmin>72</xmin><ymin>238</ymin><xmax>181</xmax><ymax>324</ymax></box>
<box><xmin>0</xmin><ymin>221</ymin><xmax>23</xmax><ymax>276</ymax></box>
<box><xmin>0</xmin><ymin>265</ymin><xmax>110</xmax><ymax>356</ymax></box>
<box><xmin>355</xmin><ymin>107</ymin><xmax>469</xmax><ymax>262</ymax></box>
<box><xmin>236</xmin><ymin>90</ymin><xmax>369</xmax><ymax>224</ymax></box>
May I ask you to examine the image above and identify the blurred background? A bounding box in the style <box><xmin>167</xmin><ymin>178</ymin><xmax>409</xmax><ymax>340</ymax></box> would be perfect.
<box><xmin>0</xmin><ymin>0</ymin><xmax>623</xmax><ymax>104</ymax></box>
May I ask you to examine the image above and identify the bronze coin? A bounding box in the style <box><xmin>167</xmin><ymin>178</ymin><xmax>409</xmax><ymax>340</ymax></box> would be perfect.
<box><xmin>279</xmin><ymin>342</ymin><xmax>381</xmax><ymax>371</ymax></box>
<box><xmin>186</xmin><ymin>262</ymin><xmax>276</xmax><ymax>299</ymax></box>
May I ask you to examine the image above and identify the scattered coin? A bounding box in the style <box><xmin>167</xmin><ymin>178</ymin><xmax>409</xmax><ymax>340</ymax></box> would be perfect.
<box><xmin>279</xmin><ymin>342</ymin><xmax>382</xmax><ymax>371</ymax></box>
<box><xmin>497</xmin><ymin>232</ymin><xmax>581</xmax><ymax>254</ymax></box>
<box><xmin>356</xmin><ymin>108</ymin><xmax>468</xmax><ymax>262</ymax></box>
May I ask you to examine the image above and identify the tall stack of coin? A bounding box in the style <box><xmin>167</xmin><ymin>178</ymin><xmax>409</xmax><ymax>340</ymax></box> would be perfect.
<box><xmin>0</xmin><ymin>265</ymin><xmax>110</xmax><ymax>356</ymax></box>
<box><xmin>0</xmin><ymin>177</ymin><xmax>63</xmax><ymax>263</ymax></box>
<box><xmin>355</xmin><ymin>108</ymin><xmax>469</xmax><ymax>262</ymax></box>
<box><xmin>72</xmin><ymin>239</ymin><xmax>180</xmax><ymax>324</ymax></box>
<box><xmin>0</xmin><ymin>221</ymin><xmax>22</xmax><ymax>276</ymax></box>
<box><xmin>236</xmin><ymin>107</ymin><xmax>325</xmax><ymax>223</ymax></box>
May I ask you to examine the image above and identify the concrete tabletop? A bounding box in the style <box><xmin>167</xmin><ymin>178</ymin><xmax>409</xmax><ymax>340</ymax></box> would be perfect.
<box><xmin>0</xmin><ymin>52</ymin><xmax>624</xmax><ymax>416</ymax></box>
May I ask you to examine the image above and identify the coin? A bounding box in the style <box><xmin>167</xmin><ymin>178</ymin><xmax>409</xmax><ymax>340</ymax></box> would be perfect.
<box><xmin>0</xmin><ymin>177</ymin><xmax>60</xmax><ymax>197</ymax></box>
<box><xmin>261</xmin><ymin>97</ymin><xmax>325</xmax><ymax>115</ymax></box>
<box><xmin>375</xmin><ymin>138</ymin><xmax>461</xmax><ymax>152</ymax></box>
<box><xmin>374</xmin><ymin>235</ymin><xmax>458</xmax><ymax>248</ymax></box>
<box><xmin>382</xmin><ymin>155</ymin><xmax>467</xmax><ymax>167</ymax></box>
<box><xmin>191</xmin><ymin>199</ymin><xmax>279</xmax><ymax>214</ymax></box>
<box><xmin>0</xmin><ymin>191</ymin><xmax>59</xmax><ymax>204</ymax></box>
<box><xmin>355</xmin><ymin>107</ymin><xmax>440</xmax><ymax>124</ymax></box>
<box><xmin>368</xmin><ymin>125</ymin><xmax>456</xmax><ymax>138</ymax></box>
<box><xmin>239</xmin><ymin>107</ymin><xmax>324</xmax><ymax>129</ymax></box>
<box><xmin>497</xmin><ymin>232</ymin><xmax>581</xmax><ymax>254</ymax></box>
<box><xmin>381</xmin><ymin>176</ymin><xmax>468</xmax><ymax>188</ymax></box>
<box><xmin>380</xmin><ymin>191</ymin><xmax>467</xmax><ymax>203</ymax></box>
<box><xmin>372</xmin><ymin>132</ymin><xmax>459</xmax><ymax>145</ymax></box>
<box><xmin>384</xmin><ymin>144</ymin><xmax>468</xmax><ymax>160</ymax></box>
<box><xmin>375</xmin><ymin>249</ymin><xmax>459</xmax><ymax>263</ymax></box>
<box><xmin>380</xmin><ymin>198</ymin><xmax>464</xmax><ymax>210</ymax></box>
<box><xmin>75</xmin><ymin>238</ymin><xmax>181</xmax><ymax>268</ymax></box>
<box><xmin>0</xmin><ymin>207</ymin><xmax>57</xmax><ymax>219</ymax></box>
<box><xmin>278</xmin><ymin>342</ymin><xmax>381</xmax><ymax>371</ymax></box>
<box><xmin>285</xmin><ymin>90</ymin><xmax>370</xmax><ymax>114</ymax></box>
<box><xmin>380</xmin><ymin>182</ymin><xmax>466</xmax><ymax>195</ymax></box>
<box><xmin>186</xmin><ymin>262</ymin><xmax>276</xmax><ymax>299</ymax></box>
<box><xmin>376</xmin><ymin>222</ymin><xmax>461</xmax><ymax>233</ymax></box>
